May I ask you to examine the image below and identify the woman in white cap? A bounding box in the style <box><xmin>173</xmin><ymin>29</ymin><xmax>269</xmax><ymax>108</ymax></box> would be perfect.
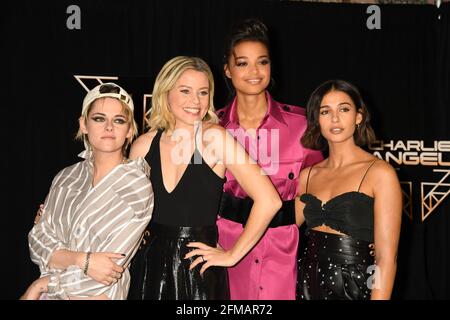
<box><xmin>21</xmin><ymin>83</ymin><xmax>154</xmax><ymax>300</ymax></box>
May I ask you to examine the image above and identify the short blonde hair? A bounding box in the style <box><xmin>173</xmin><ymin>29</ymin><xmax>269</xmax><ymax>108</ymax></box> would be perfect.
<box><xmin>146</xmin><ymin>56</ymin><xmax>218</xmax><ymax>132</ymax></box>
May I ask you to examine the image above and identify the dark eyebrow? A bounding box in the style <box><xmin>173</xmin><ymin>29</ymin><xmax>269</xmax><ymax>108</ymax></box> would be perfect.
<box><xmin>90</xmin><ymin>112</ymin><xmax>126</xmax><ymax>118</ymax></box>
<box><xmin>234</xmin><ymin>55</ymin><xmax>269</xmax><ymax>60</ymax></box>
<box><xmin>319</xmin><ymin>102</ymin><xmax>352</xmax><ymax>109</ymax></box>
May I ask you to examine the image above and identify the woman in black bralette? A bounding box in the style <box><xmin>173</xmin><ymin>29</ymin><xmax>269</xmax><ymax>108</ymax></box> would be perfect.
<box><xmin>295</xmin><ymin>80</ymin><xmax>402</xmax><ymax>300</ymax></box>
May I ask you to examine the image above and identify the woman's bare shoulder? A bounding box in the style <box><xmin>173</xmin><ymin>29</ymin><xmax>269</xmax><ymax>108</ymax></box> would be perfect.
<box><xmin>300</xmin><ymin>159</ymin><xmax>327</xmax><ymax>175</ymax></box>
<box><xmin>298</xmin><ymin>159</ymin><xmax>327</xmax><ymax>189</ymax></box>
<box><xmin>201</xmin><ymin>123</ymin><xmax>228</xmax><ymax>145</ymax></box>
<box><xmin>129</xmin><ymin>130</ymin><xmax>158</xmax><ymax>159</ymax></box>
<box><xmin>202</xmin><ymin>122</ymin><xmax>226</xmax><ymax>134</ymax></box>
<box><xmin>358</xmin><ymin>156</ymin><xmax>400</xmax><ymax>195</ymax></box>
<box><xmin>370</xmin><ymin>158</ymin><xmax>398</xmax><ymax>180</ymax></box>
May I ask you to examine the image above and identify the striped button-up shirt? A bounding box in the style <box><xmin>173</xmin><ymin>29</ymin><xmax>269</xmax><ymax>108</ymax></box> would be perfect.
<box><xmin>28</xmin><ymin>151</ymin><xmax>154</xmax><ymax>300</ymax></box>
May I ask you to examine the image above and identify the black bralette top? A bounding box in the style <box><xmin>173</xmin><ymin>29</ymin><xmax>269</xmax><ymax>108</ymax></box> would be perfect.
<box><xmin>300</xmin><ymin>160</ymin><xmax>377</xmax><ymax>243</ymax></box>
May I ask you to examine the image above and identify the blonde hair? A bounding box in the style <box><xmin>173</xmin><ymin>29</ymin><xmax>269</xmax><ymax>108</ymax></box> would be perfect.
<box><xmin>146</xmin><ymin>56</ymin><xmax>218</xmax><ymax>132</ymax></box>
<box><xmin>76</xmin><ymin>97</ymin><xmax>138</xmax><ymax>155</ymax></box>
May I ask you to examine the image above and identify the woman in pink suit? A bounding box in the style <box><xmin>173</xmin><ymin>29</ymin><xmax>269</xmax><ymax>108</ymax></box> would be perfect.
<box><xmin>214</xmin><ymin>19</ymin><xmax>323</xmax><ymax>300</ymax></box>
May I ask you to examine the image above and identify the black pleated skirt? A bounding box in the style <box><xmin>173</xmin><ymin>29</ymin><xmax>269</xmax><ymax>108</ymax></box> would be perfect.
<box><xmin>128</xmin><ymin>223</ymin><xmax>229</xmax><ymax>300</ymax></box>
<box><xmin>297</xmin><ymin>229</ymin><xmax>374</xmax><ymax>300</ymax></box>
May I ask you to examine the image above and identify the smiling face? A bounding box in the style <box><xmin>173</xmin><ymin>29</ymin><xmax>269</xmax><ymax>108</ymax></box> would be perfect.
<box><xmin>80</xmin><ymin>97</ymin><xmax>132</xmax><ymax>155</ymax></box>
<box><xmin>318</xmin><ymin>90</ymin><xmax>363</xmax><ymax>145</ymax></box>
<box><xmin>224</xmin><ymin>40</ymin><xmax>271</xmax><ymax>96</ymax></box>
<box><xmin>167</xmin><ymin>69</ymin><xmax>210</xmax><ymax>129</ymax></box>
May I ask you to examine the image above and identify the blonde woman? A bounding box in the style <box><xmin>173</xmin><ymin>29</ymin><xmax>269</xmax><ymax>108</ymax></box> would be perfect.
<box><xmin>127</xmin><ymin>56</ymin><xmax>282</xmax><ymax>300</ymax></box>
<box><xmin>22</xmin><ymin>83</ymin><xmax>154</xmax><ymax>300</ymax></box>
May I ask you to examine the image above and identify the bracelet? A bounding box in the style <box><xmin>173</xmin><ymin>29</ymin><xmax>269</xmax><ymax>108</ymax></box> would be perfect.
<box><xmin>83</xmin><ymin>252</ymin><xmax>92</xmax><ymax>275</ymax></box>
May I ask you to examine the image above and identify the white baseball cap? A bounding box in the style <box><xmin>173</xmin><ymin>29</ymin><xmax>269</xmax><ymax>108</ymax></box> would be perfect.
<box><xmin>82</xmin><ymin>82</ymin><xmax>134</xmax><ymax>114</ymax></box>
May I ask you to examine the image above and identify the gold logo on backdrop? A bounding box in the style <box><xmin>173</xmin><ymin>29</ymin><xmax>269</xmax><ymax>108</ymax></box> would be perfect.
<box><xmin>421</xmin><ymin>169</ymin><xmax>450</xmax><ymax>221</ymax></box>
<box><xmin>370</xmin><ymin>140</ymin><xmax>450</xmax><ymax>166</ymax></box>
<box><xmin>370</xmin><ymin>140</ymin><xmax>450</xmax><ymax>221</ymax></box>
<box><xmin>400</xmin><ymin>182</ymin><xmax>413</xmax><ymax>220</ymax></box>
<box><xmin>74</xmin><ymin>75</ymin><xmax>119</xmax><ymax>92</ymax></box>
<box><xmin>142</xmin><ymin>94</ymin><xmax>152</xmax><ymax>132</ymax></box>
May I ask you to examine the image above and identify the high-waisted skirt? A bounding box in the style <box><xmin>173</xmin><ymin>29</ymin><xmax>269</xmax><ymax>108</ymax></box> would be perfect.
<box><xmin>297</xmin><ymin>229</ymin><xmax>374</xmax><ymax>300</ymax></box>
<box><xmin>127</xmin><ymin>222</ymin><xmax>230</xmax><ymax>300</ymax></box>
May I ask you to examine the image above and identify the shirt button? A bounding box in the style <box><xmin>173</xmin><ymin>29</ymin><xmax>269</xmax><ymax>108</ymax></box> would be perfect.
<box><xmin>288</xmin><ymin>172</ymin><xmax>294</xmax><ymax>180</ymax></box>
<box><xmin>255</xmin><ymin>259</ymin><xmax>259</xmax><ymax>264</ymax></box>
<box><xmin>259</xmin><ymin>286</ymin><xmax>263</xmax><ymax>290</ymax></box>
<box><xmin>283</xmin><ymin>105</ymin><xmax>290</xmax><ymax>111</ymax></box>
<box><xmin>257</xmin><ymin>135</ymin><xmax>260</xmax><ymax>140</ymax></box>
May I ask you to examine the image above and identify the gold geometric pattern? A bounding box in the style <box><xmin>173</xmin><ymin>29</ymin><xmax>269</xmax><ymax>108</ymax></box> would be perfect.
<box><xmin>142</xmin><ymin>94</ymin><xmax>152</xmax><ymax>133</ymax></box>
<box><xmin>400</xmin><ymin>181</ymin><xmax>413</xmax><ymax>220</ymax></box>
<box><xmin>74</xmin><ymin>75</ymin><xmax>119</xmax><ymax>92</ymax></box>
<box><xmin>421</xmin><ymin>169</ymin><xmax>450</xmax><ymax>221</ymax></box>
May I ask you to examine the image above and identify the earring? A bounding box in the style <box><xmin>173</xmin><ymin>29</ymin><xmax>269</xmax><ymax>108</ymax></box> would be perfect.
<box><xmin>356</xmin><ymin>123</ymin><xmax>361</xmax><ymax>129</ymax></box>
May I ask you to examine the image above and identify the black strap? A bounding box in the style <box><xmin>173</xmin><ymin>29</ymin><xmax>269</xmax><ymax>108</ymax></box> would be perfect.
<box><xmin>148</xmin><ymin>129</ymin><xmax>163</xmax><ymax>156</ymax></box>
<box><xmin>219</xmin><ymin>192</ymin><xmax>296</xmax><ymax>228</ymax></box>
<box><xmin>305</xmin><ymin>165</ymin><xmax>315</xmax><ymax>194</ymax></box>
<box><xmin>357</xmin><ymin>159</ymin><xmax>377</xmax><ymax>192</ymax></box>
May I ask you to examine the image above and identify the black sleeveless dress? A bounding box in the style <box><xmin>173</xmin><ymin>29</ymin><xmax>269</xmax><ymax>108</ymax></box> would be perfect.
<box><xmin>297</xmin><ymin>160</ymin><xmax>377</xmax><ymax>300</ymax></box>
<box><xmin>128</xmin><ymin>129</ymin><xmax>229</xmax><ymax>300</ymax></box>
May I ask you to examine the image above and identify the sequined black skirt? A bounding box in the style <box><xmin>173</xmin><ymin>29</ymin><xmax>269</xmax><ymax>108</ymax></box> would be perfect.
<box><xmin>127</xmin><ymin>222</ymin><xmax>229</xmax><ymax>300</ymax></box>
<box><xmin>297</xmin><ymin>229</ymin><xmax>374</xmax><ymax>300</ymax></box>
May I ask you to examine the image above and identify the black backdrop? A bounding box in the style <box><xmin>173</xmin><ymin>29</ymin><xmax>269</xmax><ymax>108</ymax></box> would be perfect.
<box><xmin>2</xmin><ymin>0</ymin><xmax>449</xmax><ymax>299</ymax></box>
